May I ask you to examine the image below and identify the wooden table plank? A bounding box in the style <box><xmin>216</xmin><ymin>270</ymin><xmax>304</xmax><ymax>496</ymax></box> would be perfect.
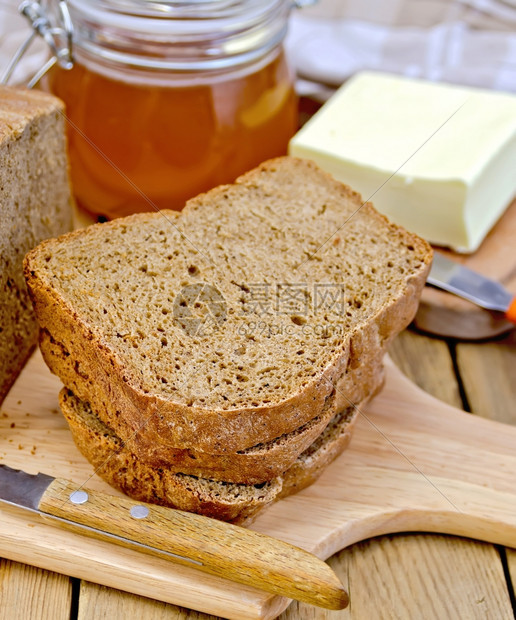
<box><xmin>388</xmin><ymin>330</ymin><xmax>463</xmax><ymax>408</ymax></box>
<box><xmin>77</xmin><ymin>581</ymin><xmax>220</xmax><ymax>620</ymax></box>
<box><xmin>456</xmin><ymin>332</ymin><xmax>516</xmax><ymax>425</ymax></box>
<box><xmin>456</xmin><ymin>330</ymin><xmax>516</xmax><ymax>616</ymax></box>
<box><xmin>283</xmin><ymin>535</ymin><xmax>513</xmax><ymax>620</ymax></box>
<box><xmin>507</xmin><ymin>550</ymin><xmax>516</xmax><ymax>609</ymax></box>
<box><xmin>0</xmin><ymin>559</ymin><xmax>71</xmax><ymax>620</ymax></box>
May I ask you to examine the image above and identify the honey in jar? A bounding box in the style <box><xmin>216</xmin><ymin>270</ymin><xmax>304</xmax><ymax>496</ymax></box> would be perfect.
<box><xmin>41</xmin><ymin>0</ymin><xmax>299</xmax><ymax>219</ymax></box>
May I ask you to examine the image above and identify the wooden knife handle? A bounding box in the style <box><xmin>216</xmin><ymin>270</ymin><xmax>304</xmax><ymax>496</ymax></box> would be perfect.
<box><xmin>38</xmin><ymin>478</ymin><xmax>348</xmax><ymax>610</ymax></box>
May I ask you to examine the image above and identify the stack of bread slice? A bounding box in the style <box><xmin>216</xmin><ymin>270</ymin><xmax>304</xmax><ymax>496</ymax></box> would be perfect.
<box><xmin>24</xmin><ymin>158</ymin><xmax>432</xmax><ymax>523</ymax></box>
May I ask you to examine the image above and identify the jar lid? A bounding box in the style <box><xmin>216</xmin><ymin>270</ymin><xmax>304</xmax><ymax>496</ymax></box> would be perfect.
<box><xmin>65</xmin><ymin>0</ymin><xmax>292</xmax><ymax>71</ymax></box>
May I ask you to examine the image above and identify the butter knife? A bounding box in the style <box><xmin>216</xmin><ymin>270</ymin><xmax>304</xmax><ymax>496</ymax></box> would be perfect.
<box><xmin>427</xmin><ymin>253</ymin><xmax>516</xmax><ymax>324</ymax></box>
<box><xmin>0</xmin><ymin>464</ymin><xmax>348</xmax><ymax>610</ymax></box>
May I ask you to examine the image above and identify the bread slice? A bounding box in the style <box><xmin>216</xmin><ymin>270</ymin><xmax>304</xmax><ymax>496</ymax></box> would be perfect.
<box><xmin>0</xmin><ymin>86</ymin><xmax>72</xmax><ymax>405</ymax></box>
<box><xmin>25</xmin><ymin>157</ymin><xmax>432</xmax><ymax>456</ymax></box>
<box><xmin>59</xmin><ymin>387</ymin><xmax>361</xmax><ymax>523</ymax></box>
<box><xmin>40</xmin><ymin>323</ymin><xmax>384</xmax><ymax>482</ymax></box>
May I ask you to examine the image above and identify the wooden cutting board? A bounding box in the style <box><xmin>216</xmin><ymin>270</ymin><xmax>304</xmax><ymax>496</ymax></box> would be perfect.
<box><xmin>0</xmin><ymin>349</ymin><xmax>515</xmax><ymax>620</ymax></box>
<box><xmin>414</xmin><ymin>198</ymin><xmax>516</xmax><ymax>340</ymax></box>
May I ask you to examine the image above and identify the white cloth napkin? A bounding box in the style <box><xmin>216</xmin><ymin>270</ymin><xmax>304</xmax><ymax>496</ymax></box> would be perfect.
<box><xmin>287</xmin><ymin>0</ymin><xmax>516</xmax><ymax>99</ymax></box>
<box><xmin>1</xmin><ymin>0</ymin><xmax>515</xmax><ymax>95</ymax></box>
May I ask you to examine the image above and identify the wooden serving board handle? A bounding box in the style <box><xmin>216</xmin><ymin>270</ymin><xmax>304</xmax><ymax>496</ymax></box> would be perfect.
<box><xmin>37</xmin><ymin>478</ymin><xmax>348</xmax><ymax>610</ymax></box>
<box><xmin>253</xmin><ymin>357</ymin><xmax>516</xmax><ymax>556</ymax></box>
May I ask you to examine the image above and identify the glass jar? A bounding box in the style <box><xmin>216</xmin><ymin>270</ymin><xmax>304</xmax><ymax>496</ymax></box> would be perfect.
<box><xmin>40</xmin><ymin>0</ymin><xmax>299</xmax><ymax>219</ymax></box>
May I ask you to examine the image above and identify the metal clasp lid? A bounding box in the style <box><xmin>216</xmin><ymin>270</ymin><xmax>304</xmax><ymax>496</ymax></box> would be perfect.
<box><xmin>1</xmin><ymin>0</ymin><xmax>74</xmax><ymax>88</ymax></box>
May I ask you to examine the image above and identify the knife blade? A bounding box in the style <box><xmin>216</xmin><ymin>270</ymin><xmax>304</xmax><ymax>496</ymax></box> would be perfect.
<box><xmin>427</xmin><ymin>253</ymin><xmax>516</xmax><ymax>324</ymax></box>
<box><xmin>0</xmin><ymin>464</ymin><xmax>348</xmax><ymax>610</ymax></box>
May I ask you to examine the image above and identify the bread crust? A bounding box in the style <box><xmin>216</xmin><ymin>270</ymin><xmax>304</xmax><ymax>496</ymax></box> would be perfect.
<box><xmin>59</xmin><ymin>387</ymin><xmax>364</xmax><ymax>524</ymax></box>
<box><xmin>24</xmin><ymin>157</ymin><xmax>432</xmax><ymax>453</ymax></box>
<box><xmin>0</xmin><ymin>337</ymin><xmax>37</xmax><ymax>404</ymax></box>
<box><xmin>45</xmin><ymin>325</ymin><xmax>384</xmax><ymax>482</ymax></box>
<box><xmin>0</xmin><ymin>85</ymin><xmax>72</xmax><ymax>405</ymax></box>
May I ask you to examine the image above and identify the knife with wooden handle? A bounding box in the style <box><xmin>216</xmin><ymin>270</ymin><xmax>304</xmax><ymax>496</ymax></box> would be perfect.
<box><xmin>0</xmin><ymin>464</ymin><xmax>348</xmax><ymax>610</ymax></box>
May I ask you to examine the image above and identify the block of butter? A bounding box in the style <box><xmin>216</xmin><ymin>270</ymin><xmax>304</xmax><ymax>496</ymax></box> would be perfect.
<box><xmin>289</xmin><ymin>72</ymin><xmax>516</xmax><ymax>253</ymax></box>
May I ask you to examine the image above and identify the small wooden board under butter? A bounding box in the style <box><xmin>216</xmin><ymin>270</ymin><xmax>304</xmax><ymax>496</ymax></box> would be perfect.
<box><xmin>0</xmin><ymin>349</ymin><xmax>514</xmax><ymax>620</ymax></box>
<box><xmin>415</xmin><ymin>198</ymin><xmax>516</xmax><ymax>339</ymax></box>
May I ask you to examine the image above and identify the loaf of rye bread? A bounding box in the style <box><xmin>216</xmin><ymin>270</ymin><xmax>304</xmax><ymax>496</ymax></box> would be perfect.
<box><xmin>0</xmin><ymin>86</ymin><xmax>72</xmax><ymax>405</ymax></box>
<box><xmin>24</xmin><ymin>157</ymin><xmax>432</xmax><ymax>461</ymax></box>
<box><xmin>59</xmin><ymin>387</ymin><xmax>363</xmax><ymax>524</ymax></box>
